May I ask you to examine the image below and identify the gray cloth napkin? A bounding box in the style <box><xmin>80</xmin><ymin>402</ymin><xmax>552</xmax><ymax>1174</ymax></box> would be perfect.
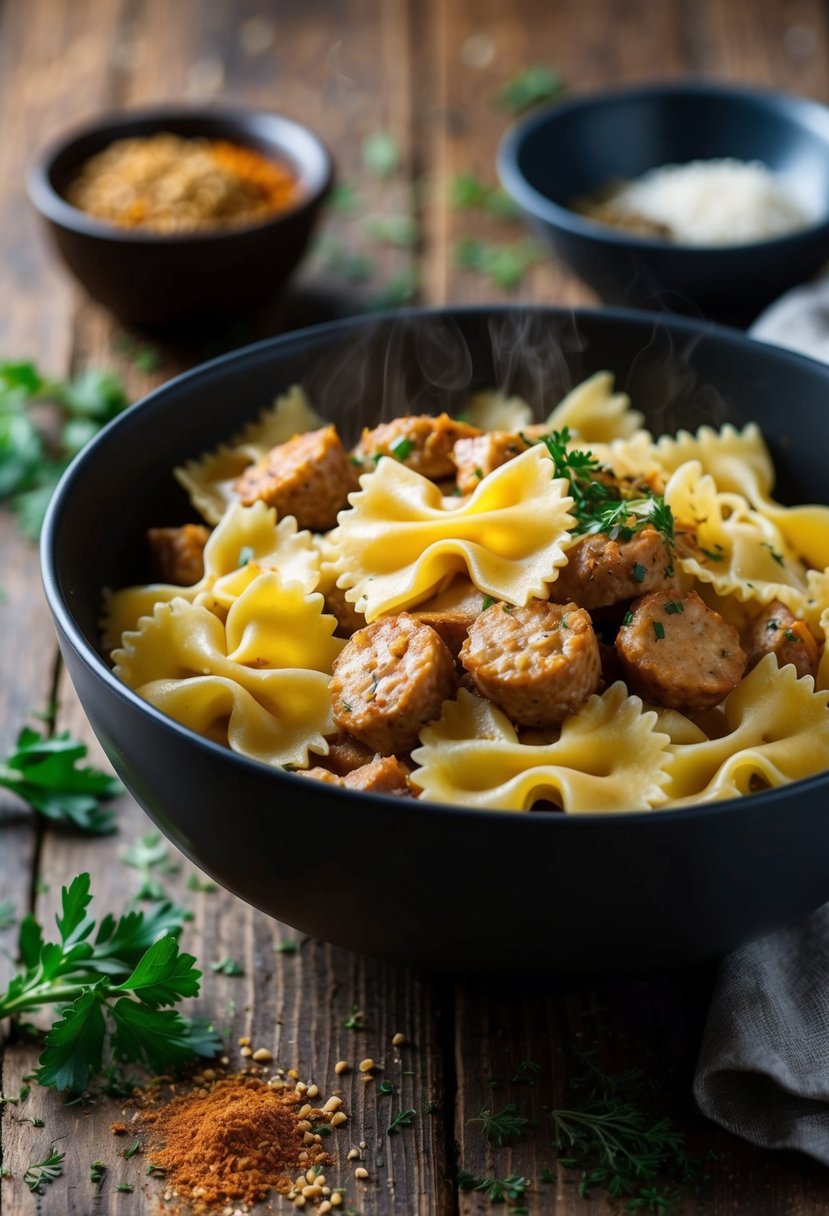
<box><xmin>694</xmin><ymin>903</ymin><xmax>829</xmax><ymax>1163</ymax></box>
<box><xmin>692</xmin><ymin>285</ymin><xmax>829</xmax><ymax>1161</ymax></box>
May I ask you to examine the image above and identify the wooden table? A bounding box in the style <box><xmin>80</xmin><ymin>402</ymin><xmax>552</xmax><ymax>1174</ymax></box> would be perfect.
<box><xmin>3</xmin><ymin>1</ymin><xmax>829</xmax><ymax>1212</ymax></box>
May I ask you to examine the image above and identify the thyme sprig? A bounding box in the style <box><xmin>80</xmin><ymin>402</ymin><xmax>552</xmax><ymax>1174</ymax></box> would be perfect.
<box><xmin>470</xmin><ymin>1101</ymin><xmax>529</xmax><ymax>1147</ymax></box>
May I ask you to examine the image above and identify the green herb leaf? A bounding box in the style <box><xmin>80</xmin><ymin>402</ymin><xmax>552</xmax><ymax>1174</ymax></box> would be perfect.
<box><xmin>481</xmin><ymin>595</ymin><xmax>495</xmax><ymax>611</ymax></box>
<box><xmin>90</xmin><ymin>1160</ymin><xmax>106</xmax><ymax>1183</ymax></box>
<box><xmin>458</xmin><ymin>1170</ymin><xmax>530</xmax><ymax>1201</ymax></box>
<box><xmin>497</xmin><ymin>65</ymin><xmax>566</xmax><ymax>115</ymax></box>
<box><xmin>209</xmin><ymin>956</ymin><xmax>244</xmax><ymax>977</ymax></box>
<box><xmin>389</xmin><ymin>435</ymin><xmax>415</xmax><ymax>461</ymax></box>
<box><xmin>237</xmin><ymin>545</ymin><xmax>255</xmax><ymax>567</ymax></box>
<box><xmin>0</xmin><ymin>898</ymin><xmax>16</xmax><ymax>932</ymax></box>
<box><xmin>470</xmin><ymin>1102</ymin><xmax>529</xmax><ymax>1147</ymax></box>
<box><xmin>454</xmin><ymin>236</ymin><xmax>543</xmax><ymax>290</ymax></box>
<box><xmin>653</xmin><ymin>621</ymin><xmax>666</xmax><ymax>640</ymax></box>
<box><xmin>0</xmin><ymin>727</ymin><xmax>121</xmax><ymax>834</ymax></box>
<box><xmin>664</xmin><ymin>601</ymin><xmax>684</xmax><ymax>615</ymax></box>
<box><xmin>186</xmin><ymin>874</ymin><xmax>218</xmax><ymax>894</ymax></box>
<box><xmin>364</xmin><ymin>214</ymin><xmax>419</xmax><ymax>248</ymax></box>
<box><xmin>388</xmin><ymin>1107</ymin><xmax>416</xmax><ymax>1133</ymax></box>
<box><xmin>24</xmin><ymin>1149</ymin><xmax>64</xmax><ymax>1194</ymax></box>
<box><xmin>362</xmin><ymin>131</ymin><xmax>400</xmax><ymax>178</ymax></box>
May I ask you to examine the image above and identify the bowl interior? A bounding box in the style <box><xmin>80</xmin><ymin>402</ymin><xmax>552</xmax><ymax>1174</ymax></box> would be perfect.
<box><xmin>46</xmin><ymin>306</ymin><xmax>829</xmax><ymax>660</ymax></box>
<box><xmin>511</xmin><ymin>84</ymin><xmax>829</xmax><ymax>237</ymax></box>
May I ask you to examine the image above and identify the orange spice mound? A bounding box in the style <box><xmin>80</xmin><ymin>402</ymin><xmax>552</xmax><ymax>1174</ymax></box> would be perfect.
<box><xmin>138</xmin><ymin>1074</ymin><xmax>330</xmax><ymax>1212</ymax></box>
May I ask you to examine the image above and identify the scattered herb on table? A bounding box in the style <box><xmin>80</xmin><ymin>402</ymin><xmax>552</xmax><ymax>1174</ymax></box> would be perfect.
<box><xmin>89</xmin><ymin>1159</ymin><xmax>106</xmax><ymax>1183</ymax></box>
<box><xmin>512</xmin><ymin>1058</ymin><xmax>542</xmax><ymax>1084</ymax></box>
<box><xmin>388</xmin><ymin>1107</ymin><xmax>416</xmax><ymax>1133</ymax></box>
<box><xmin>0</xmin><ymin>872</ymin><xmax>221</xmax><ymax>1092</ymax></box>
<box><xmin>369</xmin><ymin>266</ymin><xmax>419</xmax><ymax>309</ymax></box>
<box><xmin>378</xmin><ymin>1079</ymin><xmax>397</xmax><ymax>1096</ymax></box>
<box><xmin>186</xmin><ymin>874</ymin><xmax>218</xmax><ymax>894</ymax></box>
<box><xmin>115</xmin><ymin>1182</ymin><xmax>134</xmax><ymax>1192</ymax></box>
<box><xmin>23</xmin><ymin>1148</ymin><xmax>65</xmax><ymax>1193</ymax></box>
<box><xmin>274</xmin><ymin>939</ymin><xmax>299</xmax><ymax>954</ymax></box>
<box><xmin>362</xmin><ymin>130</ymin><xmax>400</xmax><ymax>178</ymax></box>
<box><xmin>329</xmin><ymin>181</ymin><xmax>362</xmax><ymax>215</ymax></box>
<box><xmin>122</xmin><ymin>1138</ymin><xmax>142</xmax><ymax>1159</ymax></box>
<box><xmin>458</xmin><ymin>1170</ymin><xmax>530</xmax><ymax>1202</ymax></box>
<box><xmin>450</xmin><ymin>173</ymin><xmax>519</xmax><ymax>220</ymax></box>
<box><xmin>550</xmin><ymin>1050</ymin><xmax>704</xmax><ymax>1213</ymax></box>
<box><xmin>210</xmin><ymin>957</ymin><xmax>245</xmax><ymax>977</ymax></box>
<box><xmin>342</xmin><ymin>1005</ymin><xmax>365</xmax><ymax>1030</ymax></box>
<box><xmin>496</xmin><ymin>64</ymin><xmax>566</xmax><ymax>115</ymax></box>
<box><xmin>469</xmin><ymin>1102</ymin><xmax>529</xmax><ymax>1147</ymax></box>
<box><xmin>121</xmin><ymin>831</ymin><xmax>181</xmax><ymax>901</ymax></box>
<box><xmin>0</xmin><ymin>360</ymin><xmax>129</xmax><ymax>538</ymax></box>
<box><xmin>454</xmin><ymin>236</ymin><xmax>543</xmax><ymax>290</ymax></box>
<box><xmin>0</xmin><ymin>726</ymin><xmax>122</xmax><ymax>834</ymax></box>
<box><xmin>364</xmin><ymin>214</ymin><xmax>419</xmax><ymax>248</ymax></box>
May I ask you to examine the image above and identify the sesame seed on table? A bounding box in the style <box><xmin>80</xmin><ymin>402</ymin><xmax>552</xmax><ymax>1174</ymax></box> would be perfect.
<box><xmin>2</xmin><ymin>0</ymin><xmax>829</xmax><ymax>1213</ymax></box>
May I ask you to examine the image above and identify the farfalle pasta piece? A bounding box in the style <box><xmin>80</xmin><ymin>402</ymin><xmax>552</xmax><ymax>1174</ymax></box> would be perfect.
<box><xmin>113</xmin><ymin>573</ymin><xmax>339</xmax><ymax>767</ymax></box>
<box><xmin>662</xmin><ymin>655</ymin><xmax>829</xmax><ymax>805</ymax></box>
<box><xmin>544</xmin><ymin>371</ymin><xmax>644</xmax><ymax>442</ymax></box>
<box><xmin>330</xmin><ymin>444</ymin><xmax>576</xmax><ymax>621</ymax></box>
<box><xmin>463</xmin><ymin>389</ymin><xmax>534</xmax><ymax>432</ymax></box>
<box><xmin>410</xmin><ymin>685</ymin><xmax>672</xmax><ymax>812</ymax></box>
<box><xmin>103</xmin><ymin>501</ymin><xmax>320</xmax><ymax>649</ymax></box>
<box><xmin>175</xmin><ymin>386</ymin><xmax>323</xmax><ymax>524</ymax></box>
<box><xmin>665</xmin><ymin>460</ymin><xmax>811</xmax><ymax>615</ymax></box>
<box><xmin>657</xmin><ymin>422</ymin><xmax>829</xmax><ymax>569</ymax></box>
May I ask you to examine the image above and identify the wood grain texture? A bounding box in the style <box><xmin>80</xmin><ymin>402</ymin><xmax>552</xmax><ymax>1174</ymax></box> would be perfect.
<box><xmin>3</xmin><ymin>0</ymin><xmax>829</xmax><ymax>1213</ymax></box>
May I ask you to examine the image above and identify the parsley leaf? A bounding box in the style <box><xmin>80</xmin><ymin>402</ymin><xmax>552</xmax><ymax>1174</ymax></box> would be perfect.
<box><xmin>454</xmin><ymin>236</ymin><xmax>543</xmax><ymax>290</ymax></box>
<box><xmin>497</xmin><ymin>64</ymin><xmax>566</xmax><ymax>114</ymax></box>
<box><xmin>470</xmin><ymin>1102</ymin><xmax>529</xmax><ymax>1147</ymax></box>
<box><xmin>458</xmin><ymin>1170</ymin><xmax>530</xmax><ymax>1201</ymax></box>
<box><xmin>0</xmin><ymin>726</ymin><xmax>122</xmax><ymax>834</ymax></box>
<box><xmin>0</xmin><ymin>873</ymin><xmax>221</xmax><ymax>1092</ymax></box>
<box><xmin>362</xmin><ymin>131</ymin><xmax>400</xmax><ymax>178</ymax></box>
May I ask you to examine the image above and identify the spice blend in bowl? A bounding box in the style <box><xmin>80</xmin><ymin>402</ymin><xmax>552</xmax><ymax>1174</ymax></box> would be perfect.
<box><xmin>29</xmin><ymin>106</ymin><xmax>332</xmax><ymax>326</ymax></box>
<box><xmin>67</xmin><ymin>133</ymin><xmax>299</xmax><ymax>235</ymax></box>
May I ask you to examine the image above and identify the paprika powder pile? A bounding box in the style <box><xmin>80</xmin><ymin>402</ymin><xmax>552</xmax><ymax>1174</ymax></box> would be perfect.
<box><xmin>137</xmin><ymin>1073</ymin><xmax>335</xmax><ymax>1213</ymax></box>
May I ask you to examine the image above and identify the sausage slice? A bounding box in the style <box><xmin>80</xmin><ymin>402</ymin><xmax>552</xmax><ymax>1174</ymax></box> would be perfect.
<box><xmin>353</xmin><ymin>413</ymin><xmax>480</xmax><ymax>481</ymax></box>
<box><xmin>616</xmin><ymin>590</ymin><xmax>746</xmax><ymax>711</ymax></box>
<box><xmin>459</xmin><ymin>599</ymin><xmax>602</xmax><ymax>727</ymax></box>
<box><xmin>298</xmin><ymin>755</ymin><xmax>412</xmax><ymax>797</ymax></box>
<box><xmin>147</xmin><ymin>523</ymin><xmax>211</xmax><ymax>586</ymax></box>
<box><xmin>330</xmin><ymin>614</ymin><xmax>457</xmax><ymax>754</ymax></box>
<box><xmin>453</xmin><ymin>432</ymin><xmax>530</xmax><ymax>494</ymax></box>
<box><xmin>550</xmin><ymin>525</ymin><xmax>675</xmax><ymax>609</ymax></box>
<box><xmin>743</xmin><ymin>600</ymin><xmax>819</xmax><ymax>681</ymax></box>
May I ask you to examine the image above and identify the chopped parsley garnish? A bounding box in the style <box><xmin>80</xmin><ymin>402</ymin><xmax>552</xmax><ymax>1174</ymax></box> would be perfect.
<box><xmin>534</xmin><ymin>429</ymin><xmax>674</xmax><ymax>546</ymax></box>
<box><xmin>664</xmin><ymin>600</ymin><xmax>684</xmax><ymax>615</ymax></box>
<box><xmin>341</xmin><ymin>1005</ymin><xmax>365</xmax><ymax>1030</ymax></box>
<box><xmin>340</xmin><ymin>701</ymin><xmax>353</xmax><ymax>713</ymax></box>
<box><xmin>632</xmin><ymin>563</ymin><xmax>647</xmax><ymax>583</ymax></box>
<box><xmin>89</xmin><ymin>1160</ymin><xmax>106</xmax><ymax>1183</ymax></box>
<box><xmin>237</xmin><ymin>545</ymin><xmax>254</xmax><ymax>567</ymax></box>
<box><xmin>378</xmin><ymin>1080</ymin><xmax>397</xmax><ymax>1096</ymax></box>
<box><xmin>784</xmin><ymin>629</ymin><xmax>800</xmax><ymax>643</ymax></box>
<box><xmin>700</xmin><ymin>547</ymin><xmax>725</xmax><ymax>563</ymax></box>
<box><xmin>122</xmin><ymin>1139</ymin><xmax>141</xmax><ymax>1160</ymax></box>
<box><xmin>763</xmin><ymin>543</ymin><xmax>785</xmax><ymax>567</ymax></box>
<box><xmin>766</xmin><ymin>618</ymin><xmax>780</xmax><ymax>632</ymax></box>
<box><xmin>389</xmin><ymin>435</ymin><xmax>415</xmax><ymax>461</ymax></box>
<box><xmin>481</xmin><ymin>595</ymin><xmax>495</xmax><ymax>611</ymax></box>
<box><xmin>622</xmin><ymin>609</ymin><xmax>634</xmax><ymax>626</ymax></box>
<box><xmin>653</xmin><ymin>621</ymin><xmax>666</xmax><ymax>640</ymax></box>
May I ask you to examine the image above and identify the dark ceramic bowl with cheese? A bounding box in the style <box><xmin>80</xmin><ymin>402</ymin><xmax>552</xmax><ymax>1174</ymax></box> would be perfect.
<box><xmin>41</xmin><ymin>306</ymin><xmax>829</xmax><ymax>973</ymax></box>
<box><xmin>498</xmin><ymin>82</ymin><xmax>829</xmax><ymax>326</ymax></box>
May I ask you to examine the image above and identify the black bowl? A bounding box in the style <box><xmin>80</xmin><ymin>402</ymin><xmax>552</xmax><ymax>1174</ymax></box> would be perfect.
<box><xmin>41</xmin><ymin>306</ymin><xmax>829</xmax><ymax>973</ymax></box>
<box><xmin>498</xmin><ymin>82</ymin><xmax>829</xmax><ymax>326</ymax></box>
<box><xmin>28</xmin><ymin>105</ymin><xmax>332</xmax><ymax>328</ymax></box>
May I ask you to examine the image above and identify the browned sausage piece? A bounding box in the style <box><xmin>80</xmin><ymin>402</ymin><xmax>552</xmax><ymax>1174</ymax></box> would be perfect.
<box><xmin>320</xmin><ymin>732</ymin><xmax>376</xmax><ymax>776</ymax></box>
<box><xmin>147</xmin><ymin>523</ymin><xmax>211</xmax><ymax>586</ymax></box>
<box><xmin>743</xmin><ymin>600</ymin><xmax>820</xmax><ymax>680</ymax></box>
<box><xmin>353</xmin><ymin>413</ymin><xmax>481</xmax><ymax>480</ymax></box>
<box><xmin>550</xmin><ymin>525</ymin><xmax>675</xmax><ymax>610</ymax></box>
<box><xmin>459</xmin><ymin>599</ymin><xmax>602</xmax><ymax>727</ymax></box>
<box><xmin>412</xmin><ymin>577</ymin><xmax>487</xmax><ymax>657</ymax></box>
<box><xmin>297</xmin><ymin>756</ymin><xmax>413</xmax><ymax>797</ymax></box>
<box><xmin>324</xmin><ymin>579</ymin><xmax>367</xmax><ymax>639</ymax></box>
<box><xmin>616</xmin><ymin>590</ymin><xmax>746</xmax><ymax>712</ymax></box>
<box><xmin>234</xmin><ymin>425</ymin><xmax>357</xmax><ymax>531</ymax></box>
<box><xmin>330</xmin><ymin>614</ymin><xmax>457</xmax><ymax>754</ymax></box>
<box><xmin>453</xmin><ymin>432</ymin><xmax>530</xmax><ymax>494</ymax></box>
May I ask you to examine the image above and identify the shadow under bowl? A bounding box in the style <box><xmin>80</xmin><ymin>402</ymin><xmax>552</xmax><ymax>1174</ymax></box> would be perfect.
<box><xmin>41</xmin><ymin>306</ymin><xmax>829</xmax><ymax>973</ymax></box>
<box><xmin>28</xmin><ymin>105</ymin><xmax>332</xmax><ymax>329</ymax></box>
<box><xmin>498</xmin><ymin>82</ymin><xmax>829</xmax><ymax>327</ymax></box>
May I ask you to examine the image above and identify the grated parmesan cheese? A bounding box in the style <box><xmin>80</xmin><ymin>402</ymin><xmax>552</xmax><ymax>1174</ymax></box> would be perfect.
<box><xmin>580</xmin><ymin>158</ymin><xmax>809</xmax><ymax>246</ymax></box>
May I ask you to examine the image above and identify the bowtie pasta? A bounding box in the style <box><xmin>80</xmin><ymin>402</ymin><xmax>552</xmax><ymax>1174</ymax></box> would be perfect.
<box><xmin>106</xmin><ymin>373</ymin><xmax>829</xmax><ymax>813</ymax></box>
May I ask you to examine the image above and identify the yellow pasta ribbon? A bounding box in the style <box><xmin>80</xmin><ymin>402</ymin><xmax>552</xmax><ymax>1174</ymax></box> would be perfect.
<box><xmin>544</xmin><ymin>371</ymin><xmax>644</xmax><ymax>441</ymax></box>
<box><xmin>662</xmin><ymin>655</ymin><xmax>829</xmax><ymax>805</ymax></box>
<box><xmin>330</xmin><ymin>444</ymin><xmax>576</xmax><ymax>621</ymax></box>
<box><xmin>103</xmin><ymin>501</ymin><xmax>319</xmax><ymax>650</ymax></box>
<box><xmin>410</xmin><ymin>685</ymin><xmax>672</xmax><ymax>813</ymax></box>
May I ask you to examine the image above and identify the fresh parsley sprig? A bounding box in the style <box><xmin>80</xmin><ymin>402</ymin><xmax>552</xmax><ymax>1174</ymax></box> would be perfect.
<box><xmin>0</xmin><ymin>726</ymin><xmax>122</xmax><ymax>835</ymax></box>
<box><xmin>536</xmin><ymin>428</ymin><xmax>674</xmax><ymax>545</ymax></box>
<box><xmin>458</xmin><ymin>1170</ymin><xmax>530</xmax><ymax>1202</ymax></box>
<box><xmin>23</xmin><ymin>1148</ymin><xmax>65</xmax><ymax>1194</ymax></box>
<box><xmin>469</xmin><ymin>1101</ymin><xmax>529</xmax><ymax>1147</ymax></box>
<box><xmin>0</xmin><ymin>873</ymin><xmax>221</xmax><ymax>1092</ymax></box>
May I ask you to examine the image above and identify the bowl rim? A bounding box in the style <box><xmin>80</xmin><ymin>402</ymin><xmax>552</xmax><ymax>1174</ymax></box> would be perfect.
<box><xmin>497</xmin><ymin>78</ymin><xmax>829</xmax><ymax>254</ymax></box>
<box><xmin>27</xmin><ymin>102</ymin><xmax>333</xmax><ymax>244</ymax></box>
<box><xmin>40</xmin><ymin>302</ymin><xmax>829</xmax><ymax>828</ymax></box>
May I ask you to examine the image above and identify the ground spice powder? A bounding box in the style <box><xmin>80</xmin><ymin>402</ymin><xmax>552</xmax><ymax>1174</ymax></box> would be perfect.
<box><xmin>138</xmin><ymin>1074</ymin><xmax>330</xmax><ymax>1212</ymax></box>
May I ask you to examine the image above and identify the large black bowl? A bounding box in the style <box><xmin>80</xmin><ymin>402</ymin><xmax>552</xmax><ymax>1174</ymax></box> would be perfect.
<box><xmin>498</xmin><ymin>82</ymin><xmax>829</xmax><ymax>326</ymax></box>
<box><xmin>41</xmin><ymin>307</ymin><xmax>829</xmax><ymax>973</ymax></box>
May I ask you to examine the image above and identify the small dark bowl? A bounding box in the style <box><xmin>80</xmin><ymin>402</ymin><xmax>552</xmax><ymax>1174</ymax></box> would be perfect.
<box><xmin>498</xmin><ymin>82</ymin><xmax>829</xmax><ymax>326</ymax></box>
<box><xmin>41</xmin><ymin>306</ymin><xmax>829</xmax><ymax>973</ymax></box>
<box><xmin>28</xmin><ymin>105</ymin><xmax>332</xmax><ymax>328</ymax></box>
